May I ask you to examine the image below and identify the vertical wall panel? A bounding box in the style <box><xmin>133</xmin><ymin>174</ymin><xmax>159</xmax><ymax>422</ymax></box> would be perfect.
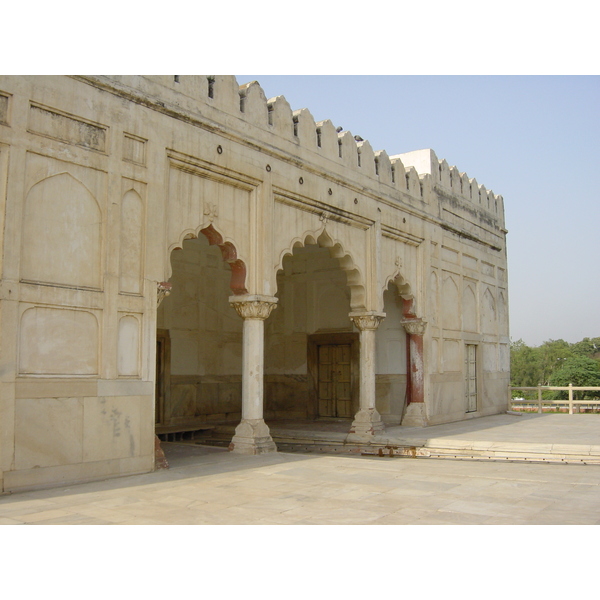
<box><xmin>119</xmin><ymin>188</ymin><xmax>144</xmax><ymax>294</ymax></box>
<box><xmin>21</xmin><ymin>173</ymin><xmax>102</xmax><ymax>289</ymax></box>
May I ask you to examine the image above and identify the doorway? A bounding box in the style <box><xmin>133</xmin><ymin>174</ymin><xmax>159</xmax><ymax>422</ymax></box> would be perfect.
<box><xmin>155</xmin><ymin>329</ymin><xmax>171</xmax><ymax>426</ymax></box>
<box><xmin>465</xmin><ymin>343</ymin><xmax>478</xmax><ymax>412</ymax></box>
<box><xmin>308</xmin><ymin>333</ymin><xmax>359</xmax><ymax>419</ymax></box>
<box><xmin>155</xmin><ymin>234</ymin><xmax>243</xmax><ymax>433</ymax></box>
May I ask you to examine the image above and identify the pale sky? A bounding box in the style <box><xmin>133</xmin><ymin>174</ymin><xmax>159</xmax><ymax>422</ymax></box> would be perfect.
<box><xmin>236</xmin><ymin>75</ymin><xmax>600</xmax><ymax>347</ymax></box>
<box><xmin>11</xmin><ymin>4</ymin><xmax>598</xmax><ymax>348</ymax></box>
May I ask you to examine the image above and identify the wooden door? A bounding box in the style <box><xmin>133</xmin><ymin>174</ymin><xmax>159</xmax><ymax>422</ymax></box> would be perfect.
<box><xmin>155</xmin><ymin>337</ymin><xmax>164</xmax><ymax>425</ymax></box>
<box><xmin>318</xmin><ymin>343</ymin><xmax>353</xmax><ymax>418</ymax></box>
<box><xmin>465</xmin><ymin>344</ymin><xmax>477</xmax><ymax>413</ymax></box>
<box><xmin>155</xmin><ymin>329</ymin><xmax>171</xmax><ymax>425</ymax></box>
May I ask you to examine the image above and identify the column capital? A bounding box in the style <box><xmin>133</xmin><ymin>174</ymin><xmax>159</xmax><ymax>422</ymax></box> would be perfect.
<box><xmin>157</xmin><ymin>282</ymin><xmax>172</xmax><ymax>306</ymax></box>
<box><xmin>229</xmin><ymin>294</ymin><xmax>278</xmax><ymax>320</ymax></box>
<box><xmin>402</xmin><ymin>318</ymin><xmax>427</xmax><ymax>336</ymax></box>
<box><xmin>349</xmin><ymin>311</ymin><xmax>386</xmax><ymax>331</ymax></box>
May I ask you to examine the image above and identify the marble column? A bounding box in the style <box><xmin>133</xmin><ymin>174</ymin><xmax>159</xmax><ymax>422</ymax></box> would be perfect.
<box><xmin>401</xmin><ymin>318</ymin><xmax>428</xmax><ymax>427</ymax></box>
<box><xmin>154</xmin><ymin>282</ymin><xmax>173</xmax><ymax>469</ymax></box>
<box><xmin>347</xmin><ymin>312</ymin><xmax>385</xmax><ymax>439</ymax></box>
<box><xmin>228</xmin><ymin>294</ymin><xmax>278</xmax><ymax>454</ymax></box>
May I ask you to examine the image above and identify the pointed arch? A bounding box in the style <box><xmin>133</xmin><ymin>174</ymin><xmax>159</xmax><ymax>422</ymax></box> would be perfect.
<box><xmin>442</xmin><ymin>274</ymin><xmax>460</xmax><ymax>330</ymax></box>
<box><xmin>462</xmin><ymin>283</ymin><xmax>478</xmax><ymax>332</ymax></box>
<box><xmin>498</xmin><ymin>290</ymin><xmax>508</xmax><ymax>332</ymax></box>
<box><xmin>119</xmin><ymin>188</ymin><xmax>144</xmax><ymax>294</ymax></box>
<box><xmin>25</xmin><ymin>169</ymin><xmax>98</xmax><ymax>200</ymax></box>
<box><xmin>21</xmin><ymin>172</ymin><xmax>102</xmax><ymax>289</ymax></box>
<box><xmin>481</xmin><ymin>287</ymin><xmax>497</xmax><ymax>334</ymax></box>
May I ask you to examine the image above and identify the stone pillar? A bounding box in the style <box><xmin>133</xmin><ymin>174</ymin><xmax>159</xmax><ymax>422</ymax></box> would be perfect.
<box><xmin>155</xmin><ymin>281</ymin><xmax>173</xmax><ymax>469</ymax></box>
<box><xmin>401</xmin><ymin>318</ymin><xmax>428</xmax><ymax>427</ymax></box>
<box><xmin>228</xmin><ymin>294</ymin><xmax>278</xmax><ymax>454</ymax></box>
<box><xmin>347</xmin><ymin>312</ymin><xmax>385</xmax><ymax>439</ymax></box>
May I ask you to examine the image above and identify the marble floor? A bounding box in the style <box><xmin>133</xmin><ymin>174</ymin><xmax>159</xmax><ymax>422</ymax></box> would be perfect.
<box><xmin>2</xmin><ymin>441</ymin><xmax>600</xmax><ymax>524</ymax></box>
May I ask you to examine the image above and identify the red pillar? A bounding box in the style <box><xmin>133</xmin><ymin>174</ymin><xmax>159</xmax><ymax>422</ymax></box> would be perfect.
<box><xmin>402</xmin><ymin>319</ymin><xmax>427</xmax><ymax>405</ymax></box>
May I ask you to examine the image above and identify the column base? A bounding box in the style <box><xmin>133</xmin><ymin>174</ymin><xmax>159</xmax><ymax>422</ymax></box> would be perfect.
<box><xmin>401</xmin><ymin>403</ymin><xmax>429</xmax><ymax>427</ymax></box>
<box><xmin>229</xmin><ymin>419</ymin><xmax>277</xmax><ymax>455</ymax></box>
<box><xmin>346</xmin><ymin>408</ymin><xmax>385</xmax><ymax>442</ymax></box>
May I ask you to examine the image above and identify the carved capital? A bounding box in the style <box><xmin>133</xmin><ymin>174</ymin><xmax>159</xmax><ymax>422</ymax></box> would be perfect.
<box><xmin>402</xmin><ymin>318</ymin><xmax>427</xmax><ymax>336</ymax></box>
<box><xmin>157</xmin><ymin>282</ymin><xmax>172</xmax><ymax>307</ymax></box>
<box><xmin>229</xmin><ymin>294</ymin><xmax>278</xmax><ymax>320</ymax></box>
<box><xmin>349</xmin><ymin>312</ymin><xmax>385</xmax><ymax>331</ymax></box>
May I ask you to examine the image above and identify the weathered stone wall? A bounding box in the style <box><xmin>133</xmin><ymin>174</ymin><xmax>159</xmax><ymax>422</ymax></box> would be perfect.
<box><xmin>0</xmin><ymin>75</ymin><xmax>509</xmax><ymax>491</ymax></box>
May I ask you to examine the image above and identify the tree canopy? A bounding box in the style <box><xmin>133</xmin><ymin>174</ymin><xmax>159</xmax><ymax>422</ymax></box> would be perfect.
<box><xmin>548</xmin><ymin>356</ymin><xmax>600</xmax><ymax>399</ymax></box>
<box><xmin>511</xmin><ymin>336</ymin><xmax>600</xmax><ymax>392</ymax></box>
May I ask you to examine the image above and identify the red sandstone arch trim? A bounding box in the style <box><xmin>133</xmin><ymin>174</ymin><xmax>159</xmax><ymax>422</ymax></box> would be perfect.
<box><xmin>383</xmin><ymin>270</ymin><xmax>418</xmax><ymax>319</ymax></box>
<box><xmin>167</xmin><ymin>223</ymin><xmax>248</xmax><ymax>294</ymax></box>
<box><xmin>275</xmin><ymin>228</ymin><xmax>367</xmax><ymax>311</ymax></box>
<box><xmin>381</xmin><ymin>273</ymin><xmax>427</xmax><ymax>408</ymax></box>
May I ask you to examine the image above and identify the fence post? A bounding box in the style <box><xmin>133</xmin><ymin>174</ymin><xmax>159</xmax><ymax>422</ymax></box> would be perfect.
<box><xmin>568</xmin><ymin>383</ymin><xmax>573</xmax><ymax>414</ymax></box>
<box><xmin>508</xmin><ymin>385</ymin><xmax>512</xmax><ymax>411</ymax></box>
<box><xmin>538</xmin><ymin>385</ymin><xmax>543</xmax><ymax>414</ymax></box>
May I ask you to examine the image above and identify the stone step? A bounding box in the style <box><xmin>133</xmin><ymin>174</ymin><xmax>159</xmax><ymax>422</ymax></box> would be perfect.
<box><xmin>423</xmin><ymin>447</ymin><xmax>600</xmax><ymax>465</ymax></box>
<box><xmin>174</xmin><ymin>425</ymin><xmax>600</xmax><ymax>465</ymax></box>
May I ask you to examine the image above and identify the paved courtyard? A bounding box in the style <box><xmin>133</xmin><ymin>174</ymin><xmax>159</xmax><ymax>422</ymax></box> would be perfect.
<box><xmin>1</xmin><ymin>440</ymin><xmax>600</xmax><ymax>524</ymax></box>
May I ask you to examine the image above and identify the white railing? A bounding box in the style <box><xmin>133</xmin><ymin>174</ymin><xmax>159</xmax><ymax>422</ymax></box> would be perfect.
<box><xmin>508</xmin><ymin>384</ymin><xmax>600</xmax><ymax>414</ymax></box>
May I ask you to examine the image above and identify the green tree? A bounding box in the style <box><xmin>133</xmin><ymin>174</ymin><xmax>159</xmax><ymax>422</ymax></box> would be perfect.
<box><xmin>510</xmin><ymin>336</ymin><xmax>600</xmax><ymax>400</ymax></box>
<box><xmin>537</xmin><ymin>339</ymin><xmax>573</xmax><ymax>385</ymax></box>
<box><xmin>571</xmin><ymin>337</ymin><xmax>600</xmax><ymax>359</ymax></box>
<box><xmin>549</xmin><ymin>356</ymin><xmax>600</xmax><ymax>399</ymax></box>
<box><xmin>510</xmin><ymin>339</ymin><xmax>542</xmax><ymax>395</ymax></box>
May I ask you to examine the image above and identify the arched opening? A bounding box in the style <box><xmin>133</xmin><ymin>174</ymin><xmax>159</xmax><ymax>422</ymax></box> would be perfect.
<box><xmin>380</xmin><ymin>270</ymin><xmax>431</xmax><ymax>426</ymax></box>
<box><xmin>155</xmin><ymin>231</ymin><xmax>246</xmax><ymax>448</ymax></box>
<box><xmin>375</xmin><ymin>282</ymin><xmax>408</xmax><ymax>424</ymax></box>
<box><xmin>264</xmin><ymin>236</ymin><xmax>361</xmax><ymax>425</ymax></box>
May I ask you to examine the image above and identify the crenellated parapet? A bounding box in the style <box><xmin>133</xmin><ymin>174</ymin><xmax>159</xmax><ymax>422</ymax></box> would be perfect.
<box><xmin>397</xmin><ymin>149</ymin><xmax>504</xmax><ymax>221</ymax></box>
<box><xmin>92</xmin><ymin>75</ymin><xmax>504</xmax><ymax>226</ymax></box>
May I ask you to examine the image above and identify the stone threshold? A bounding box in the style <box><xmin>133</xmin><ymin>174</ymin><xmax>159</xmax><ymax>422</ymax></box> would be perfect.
<box><xmin>159</xmin><ymin>416</ymin><xmax>600</xmax><ymax>465</ymax></box>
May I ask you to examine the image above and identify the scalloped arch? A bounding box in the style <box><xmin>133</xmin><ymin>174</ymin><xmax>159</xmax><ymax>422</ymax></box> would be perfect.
<box><xmin>166</xmin><ymin>223</ymin><xmax>247</xmax><ymax>294</ymax></box>
<box><xmin>382</xmin><ymin>270</ymin><xmax>418</xmax><ymax>318</ymax></box>
<box><xmin>275</xmin><ymin>228</ymin><xmax>366</xmax><ymax>311</ymax></box>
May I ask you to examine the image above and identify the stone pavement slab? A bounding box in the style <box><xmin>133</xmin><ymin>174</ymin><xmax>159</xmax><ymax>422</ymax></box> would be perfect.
<box><xmin>383</xmin><ymin>413</ymin><xmax>600</xmax><ymax>446</ymax></box>
<box><xmin>268</xmin><ymin>413</ymin><xmax>600</xmax><ymax>463</ymax></box>
<box><xmin>1</xmin><ymin>442</ymin><xmax>600</xmax><ymax>525</ymax></box>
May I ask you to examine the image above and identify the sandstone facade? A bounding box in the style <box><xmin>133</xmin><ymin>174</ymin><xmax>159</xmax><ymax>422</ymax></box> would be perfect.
<box><xmin>0</xmin><ymin>76</ymin><xmax>509</xmax><ymax>492</ymax></box>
